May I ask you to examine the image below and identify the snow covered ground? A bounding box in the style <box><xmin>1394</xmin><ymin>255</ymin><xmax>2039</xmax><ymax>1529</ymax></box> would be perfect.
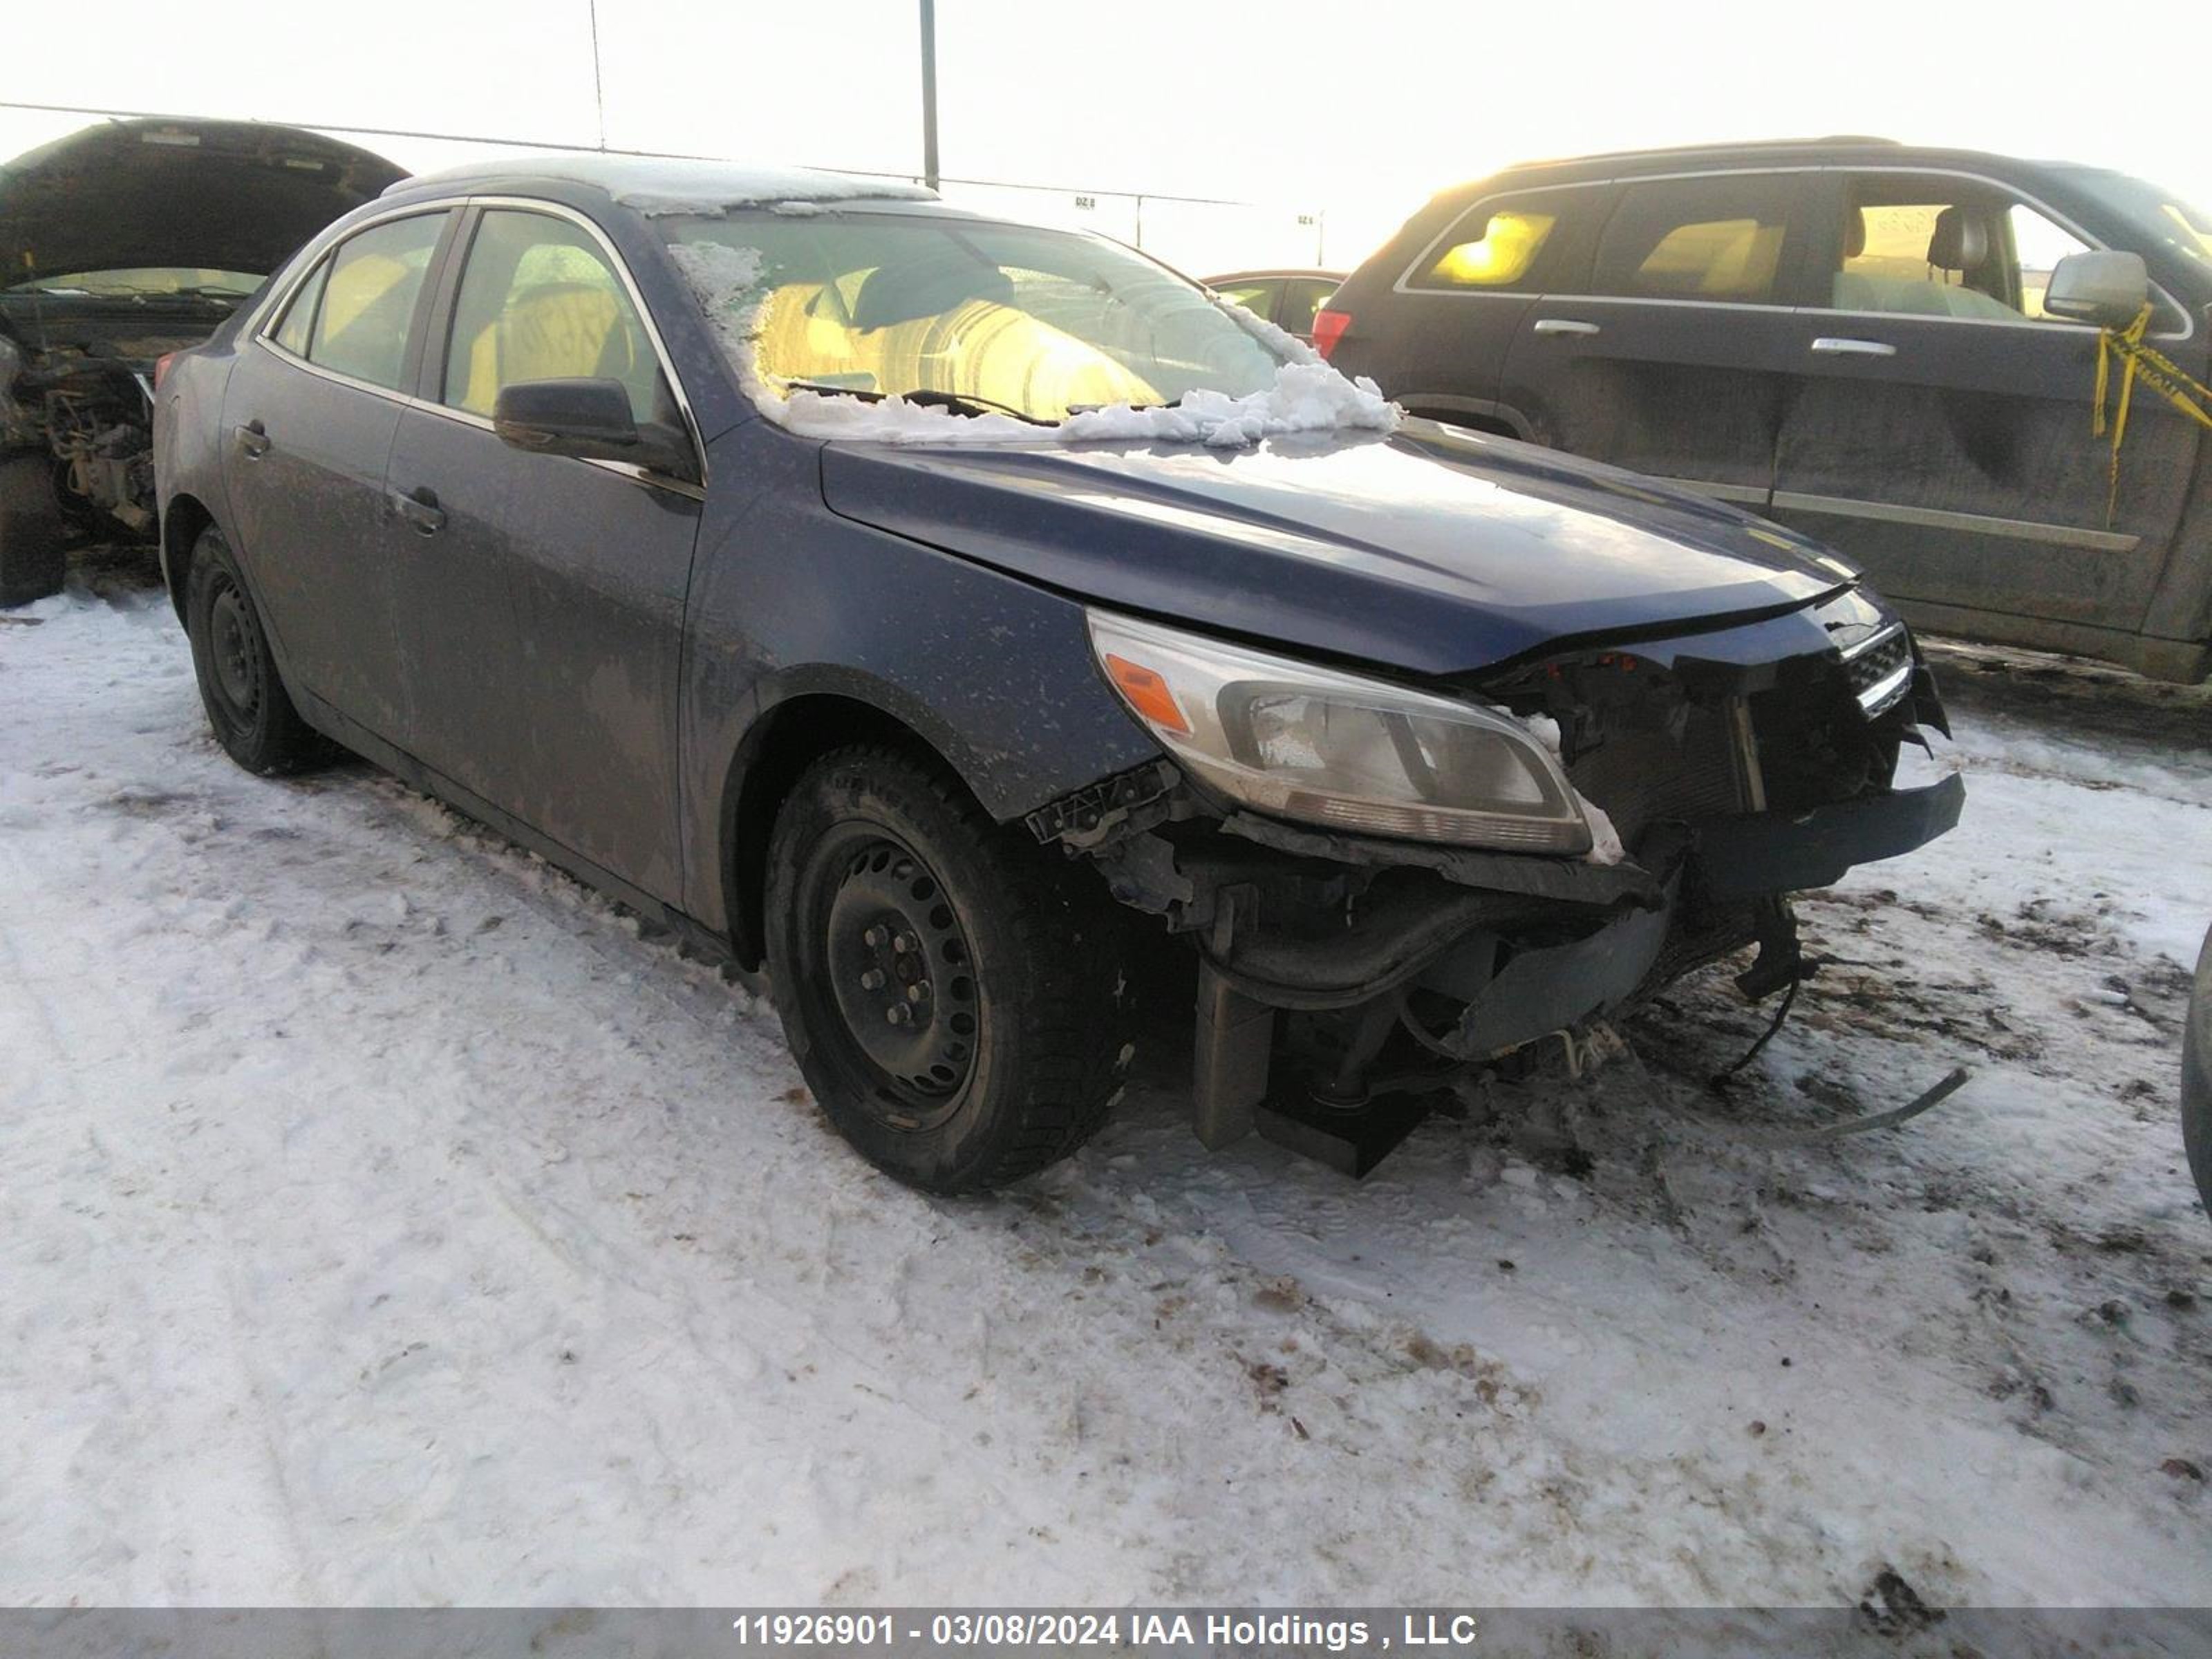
<box><xmin>3</xmin><ymin>558</ymin><xmax>2208</xmax><ymax>1613</ymax></box>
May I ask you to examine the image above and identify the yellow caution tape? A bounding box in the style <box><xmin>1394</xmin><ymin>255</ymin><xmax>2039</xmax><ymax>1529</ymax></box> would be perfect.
<box><xmin>2095</xmin><ymin>303</ymin><xmax>2212</xmax><ymax>525</ymax></box>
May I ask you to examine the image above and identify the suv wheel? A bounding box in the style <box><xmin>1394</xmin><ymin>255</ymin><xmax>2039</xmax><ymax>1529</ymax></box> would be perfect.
<box><xmin>764</xmin><ymin>745</ymin><xmax>1133</xmax><ymax>1192</ymax></box>
<box><xmin>0</xmin><ymin>453</ymin><xmax>67</xmax><ymax>606</ymax></box>
<box><xmin>184</xmin><ymin>527</ymin><xmax>330</xmax><ymax>775</ymax></box>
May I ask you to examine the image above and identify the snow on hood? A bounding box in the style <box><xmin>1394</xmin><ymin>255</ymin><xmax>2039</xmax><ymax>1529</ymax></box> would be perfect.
<box><xmin>669</xmin><ymin>241</ymin><xmax>1401</xmax><ymax>450</ymax></box>
<box><xmin>386</xmin><ymin>155</ymin><xmax>935</xmax><ymax>217</ymax></box>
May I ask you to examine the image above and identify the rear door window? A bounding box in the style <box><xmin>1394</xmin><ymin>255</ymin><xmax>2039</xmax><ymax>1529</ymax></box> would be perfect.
<box><xmin>441</xmin><ymin>209</ymin><xmax>661</xmax><ymax>422</ymax></box>
<box><xmin>270</xmin><ymin>259</ymin><xmax>328</xmax><ymax>357</ymax></box>
<box><xmin>305</xmin><ymin>213</ymin><xmax>449</xmax><ymax>391</ymax></box>
<box><xmin>1591</xmin><ymin>174</ymin><xmax>1798</xmax><ymax>303</ymax></box>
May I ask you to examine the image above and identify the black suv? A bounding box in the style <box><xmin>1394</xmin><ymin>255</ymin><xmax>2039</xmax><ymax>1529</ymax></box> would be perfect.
<box><xmin>1320</xmin><ymin>139</ymin><xmax>2212</xmax><ymax>683</ymax></box>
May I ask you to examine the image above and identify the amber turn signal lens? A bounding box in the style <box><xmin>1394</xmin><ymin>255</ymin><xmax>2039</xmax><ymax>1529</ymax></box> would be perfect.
<box><xmin>1103</xmin><ymin>653</ymin><xmax>1191</xmax><ymax>734</ymax></box>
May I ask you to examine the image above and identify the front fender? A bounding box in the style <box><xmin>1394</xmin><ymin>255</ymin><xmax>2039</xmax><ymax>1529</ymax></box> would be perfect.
<box><xmin>679</xmin><ymin>422</ymin><xmax>1162</xmax><ymax>935</ymax></box>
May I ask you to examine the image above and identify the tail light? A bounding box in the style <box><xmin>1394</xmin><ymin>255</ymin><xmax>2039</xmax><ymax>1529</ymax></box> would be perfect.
<box><xmin>153</xmin><ymin>351</ymin><xmax>179</xmax><ymax>391</ymax></box>
<box><xmin>1310</xmin><ymin>308</ymin><xmax>1352</xmax><ymax>359</ymax></box>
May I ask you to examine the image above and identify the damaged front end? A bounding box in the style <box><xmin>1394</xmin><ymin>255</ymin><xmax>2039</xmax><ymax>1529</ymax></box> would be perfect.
<box><xmin>1030</xmin><ymin>596</ymin><xmax>1962</xmax><ymax>1174</ymax></box>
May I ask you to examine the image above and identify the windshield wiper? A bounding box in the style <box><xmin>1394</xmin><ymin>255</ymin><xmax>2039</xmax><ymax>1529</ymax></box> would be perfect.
<box><xmin>1066</xmin><ymin>397</ymin><xmax>1183</xmax><ymax>415</ymax></box>
<box><xmin>900</xmin><ymin>387</ymin><xmax>1051</xmax><ymax>424</ymax></box>
<box><xmin>776</xmin><ymin>380</ymin><xmax>1052</xmax><ymax>426</ymax></box>
<box><xmin>778</xmin><ymin>379</ymin><xmax>887</xmax><ymax>401</ymax></box>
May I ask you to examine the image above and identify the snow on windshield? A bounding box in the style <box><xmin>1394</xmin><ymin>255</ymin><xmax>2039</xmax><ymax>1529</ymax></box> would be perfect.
<box><xmin>668</xmin><ymin>239</ymin><xmax>1400</xmax><ymax>448</ymax></box>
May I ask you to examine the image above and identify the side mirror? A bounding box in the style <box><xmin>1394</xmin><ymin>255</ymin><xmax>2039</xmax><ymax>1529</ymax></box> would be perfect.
<box><xmin>2042</xmin><ymin>250</ymin><xmax>2150</xmax><ymax>329</ymax></box>
<box><xmin>491</xmin><ymin>377</ymin><xmax>697</xmax><ymax>482</ymax></box>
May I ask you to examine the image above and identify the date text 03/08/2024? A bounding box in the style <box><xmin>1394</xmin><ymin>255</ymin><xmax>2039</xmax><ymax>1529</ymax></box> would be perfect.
<box><xmin>727</xmin><ymin>1612</ymin><xmax>1487</xmax><ymax>1649</ymax></box>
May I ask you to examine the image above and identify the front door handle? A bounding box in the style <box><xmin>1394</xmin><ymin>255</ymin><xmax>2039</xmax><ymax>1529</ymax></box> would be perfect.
<box><xmin>1809</xmin><ymin>337</ymin><xmax>1897</xmax><ymax>357</ymax></box>
<box><xmin>235</xmin><ymin>420</ymin><xmax>270</xmax><ymax>459</ymax></box>
<box><xmin>1531</xmin><ymin>318</ymin><xmax>1601</xmax><ymax>337</ymax></box>
<box><xmin>391</xmin><ymin>486</ymin><xmax>445</xmax><ymax>536</ymax></box>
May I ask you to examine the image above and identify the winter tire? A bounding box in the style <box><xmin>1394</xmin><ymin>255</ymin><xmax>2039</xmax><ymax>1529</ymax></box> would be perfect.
<box><xmin>2185</xmin><ymin>924</ymin><xmax>2212</xmax><ymax>1221</ymax></box>
<box><xmin>0</xmin><ymin>453</ymin><xmax>67</xmax><ymax>607</ymax></box>
<box><xmin>765</xmin><ymin>744</ymin><xmax>1134</xmax><ymax>1192</ymax></box>
<box><xmin>184</xmin><ymin>526</ymin><xmax>330</xmax><ymax>775</ymax></box>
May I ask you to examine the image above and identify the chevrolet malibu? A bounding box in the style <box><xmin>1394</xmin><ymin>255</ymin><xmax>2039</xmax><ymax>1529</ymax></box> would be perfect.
<box><xmin>153</xmin><ymin>156</ymin><xmax>1962</xmax><ymax>1192</ymax></box>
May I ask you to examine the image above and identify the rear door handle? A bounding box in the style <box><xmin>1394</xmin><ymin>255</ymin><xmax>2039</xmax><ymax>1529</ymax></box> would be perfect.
<box><xmin>1531</xmin><ymin>318</ymin><xmax>1601</xmax><ymax>337</ymax></box>
<box><xmin>234</xmin><ymin>420</ymin><xmax>270</xmax><ymax>459</ymax></box>
<box><xmin>1809</xmin><ymin>337</ymin><xmax>1897</xmax><ymax>357</ymax></box>
<box><xmin>391</xmin><ymin>486</ymin><xmax>445</xmax><ymax>536</ymax></box>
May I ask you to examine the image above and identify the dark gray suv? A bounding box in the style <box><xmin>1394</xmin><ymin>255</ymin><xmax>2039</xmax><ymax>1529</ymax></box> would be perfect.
<box><xmin>1320</xmin><ymin>138</ymin><xmax>2212</xmax><ymax>683</ymax></box>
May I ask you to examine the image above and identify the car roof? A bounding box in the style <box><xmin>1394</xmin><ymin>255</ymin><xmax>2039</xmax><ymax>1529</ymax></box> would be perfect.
<box><xmin>383</xmin><ymin>151</ymin><xmax>948</xmax><ymax>215</ymax></box>
<box><xmin>1452</xmin><ymin>135</ymin><xmax>2088</xmax><ymax>195</ymax></box>
<box><xmin>1203</xmin><ymin>268</ymin><xmax>1346</xmax><ymax>284</ymax></box>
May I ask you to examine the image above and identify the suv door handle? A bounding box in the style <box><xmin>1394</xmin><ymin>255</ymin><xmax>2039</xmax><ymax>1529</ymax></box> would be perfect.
<box><xmin>1531</xmin><ymin>318</ymin><xmax>1601</xmax><ymax>337</ymax></box>
<box><xmin>234</xmin><ymin>420</ymin><xmax>270</xmax><ymax>459</ymax></box>
<box><xmin>390</xmin><ymin>486</ymin><xmax>445</xmax><ymax>536</ymax></box>
<box><xmin>1809</xmin><ymin>337</ymin><xmax>1897</xmax><ymax>357</ymax></box>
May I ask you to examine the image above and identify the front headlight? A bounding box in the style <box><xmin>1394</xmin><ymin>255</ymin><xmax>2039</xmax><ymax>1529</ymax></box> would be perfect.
<box><xmin>1087</xmin><ymin>610</ymin><xmax>1591</xmax><ymax>854</ymax></box>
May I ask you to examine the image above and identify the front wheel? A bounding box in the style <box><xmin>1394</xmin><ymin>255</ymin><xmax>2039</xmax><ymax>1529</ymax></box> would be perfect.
<box><xmin>764</xmin><ymin>746</ymin><xmax>1134</xmax><ymax>1192</ymax></box>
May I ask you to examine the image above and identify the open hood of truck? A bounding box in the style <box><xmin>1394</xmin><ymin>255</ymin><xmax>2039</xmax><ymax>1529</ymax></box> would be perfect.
<box><xmin>0</xmin><ymin>119</ymin><xmax>406</xmax><ymax>284</ymax></box>
<box><xmin>818</xmin><ymin>422</ymin><xmax>1855</xmax><ymax>677</ymax></box>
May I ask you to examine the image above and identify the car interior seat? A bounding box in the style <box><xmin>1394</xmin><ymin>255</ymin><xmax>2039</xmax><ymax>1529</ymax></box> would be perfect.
<box><xmin>457</xmin><ymin>281</ymin><xmax>651</xmax><ymax>418</ymax></box>
<box><xmin>1830</xmin><ymin>203</ymin><xmax>2018</xmax><ymax>320</ymax></box>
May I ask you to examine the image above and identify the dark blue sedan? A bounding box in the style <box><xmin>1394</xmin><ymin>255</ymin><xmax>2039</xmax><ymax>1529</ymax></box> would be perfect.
<box><xmin>153</xmin><ymin>156</ymin><xmax>1961</xmax><ymax>1190</ymax></box>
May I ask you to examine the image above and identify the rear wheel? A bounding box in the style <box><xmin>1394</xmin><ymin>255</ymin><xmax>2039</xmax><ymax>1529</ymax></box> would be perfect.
<box><xmin>184</xmin><ymin>527</ymin><xmax>330</xmax><ymax>775</ymax></box>
<box><xmin>764</xmin><ymin>745</ymin><xmax>1133</xmax><ymax>1192</ymax></box>
<box><xmin>0</xmin><ymin>453</ymin><xmax>66</xmax><ymax>606</ymax></box>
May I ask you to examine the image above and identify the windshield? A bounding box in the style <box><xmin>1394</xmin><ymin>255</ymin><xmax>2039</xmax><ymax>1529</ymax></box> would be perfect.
<box><xmin>2059</xmin><ymin>171</ymin><xmax>2212</xmax><ymax>274</ymax></box>
<box><xmin>6</xmin><ymin>265</ymin><xmax>262</xmax><ymax>298</ymax></box>
<box><xmin>664</xmin><ymin>212</ymin><xmax>1287</xmax><ymax>424</ymax></box>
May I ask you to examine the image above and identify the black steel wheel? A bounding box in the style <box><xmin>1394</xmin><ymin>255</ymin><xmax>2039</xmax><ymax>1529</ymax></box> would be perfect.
<box><xmin>184</xmin><ymin>527</ymin><xmax>330</xmax><ymax>775</ymax></box>
<box><xmin>818</xmin><ymin>830</ymin><xmax>981</xmax><ymax>1125</ymax></box>
<box><xmin>765</xmin><ymin>744</ymin><xmax>1134</xmax><ymax>1192</ymax></box>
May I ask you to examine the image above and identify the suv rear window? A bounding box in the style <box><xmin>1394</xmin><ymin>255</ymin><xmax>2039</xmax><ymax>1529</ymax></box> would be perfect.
<box><xmin>1592</xmin><ymin>174</ymin><xmax>1797</xmax><ymax>303</ymax></box>
<box><xmin>1414</xmin><ymin>205</ymin><xmax>1557</xmax><ymax>289</ymax></box>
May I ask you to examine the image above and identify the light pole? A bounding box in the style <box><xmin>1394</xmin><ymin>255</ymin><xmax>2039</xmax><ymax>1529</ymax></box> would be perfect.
<box><xmin>919</xmin><ymin>0</ymin><xmax>939</xmax><ymax>191</ymax></box>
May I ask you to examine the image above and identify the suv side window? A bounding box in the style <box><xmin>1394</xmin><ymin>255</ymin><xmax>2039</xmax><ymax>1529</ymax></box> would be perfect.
<box><xmin>442</xmin><ymin>209</ymin><xmax>662</xmax><ymax>422</ymax></box>
<box><xmin>1407</xmin><ymin>189</ymin><xmax>1593</xmax><ymax>293</ymax></box>
<box><xmin>1591</xmin><ymin>174</ymin><xmax>1797</xmax><ymax>303</ymax></box>
<box><xmin>305</xmin><ymin>212</ymin><xmax>449</xmax><ymax>391</ymax></box>
<box><xmin>1822</xmin><ymin>178</ymin><xmax>2091</xmax><ymax>322</ymax></box>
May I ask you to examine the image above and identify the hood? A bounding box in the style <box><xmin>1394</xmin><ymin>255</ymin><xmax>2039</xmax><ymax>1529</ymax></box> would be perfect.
<box><xmin>0</xmin><ymin>120</ymin><xmax>407</xmax><ymax>283</ymax></box>
<box><xmin>818</xmin><ymin>424</ymin><xmax>1855</xmax><ymax>677</ymax></box>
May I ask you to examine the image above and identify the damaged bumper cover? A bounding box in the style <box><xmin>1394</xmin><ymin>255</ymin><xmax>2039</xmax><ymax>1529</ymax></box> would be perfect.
<box><xmin>1077</xmin><ymin>767</ymin><xmax>1962</xmax><ymax>1053</ymax></box>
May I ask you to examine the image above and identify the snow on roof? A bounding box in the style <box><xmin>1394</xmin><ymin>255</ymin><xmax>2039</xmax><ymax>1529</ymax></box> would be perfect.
<box><xmin>384</xmin><ymin>153</ymin><xmax>937</xmax><ymax>215</ymax></box>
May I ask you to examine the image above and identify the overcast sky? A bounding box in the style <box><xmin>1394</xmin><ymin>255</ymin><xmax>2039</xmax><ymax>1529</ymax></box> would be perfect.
<box><xmin>4</xmin><ymin>0</ymin><xmax>2209</xmax><ymax>273</ymax></box>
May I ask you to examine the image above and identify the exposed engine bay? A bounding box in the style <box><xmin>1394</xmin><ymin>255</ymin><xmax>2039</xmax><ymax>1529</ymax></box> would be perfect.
<box><xmin>0</xmin><ymin>290</ymin><xmax>241</xmax><ymax>538</ymax></box>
